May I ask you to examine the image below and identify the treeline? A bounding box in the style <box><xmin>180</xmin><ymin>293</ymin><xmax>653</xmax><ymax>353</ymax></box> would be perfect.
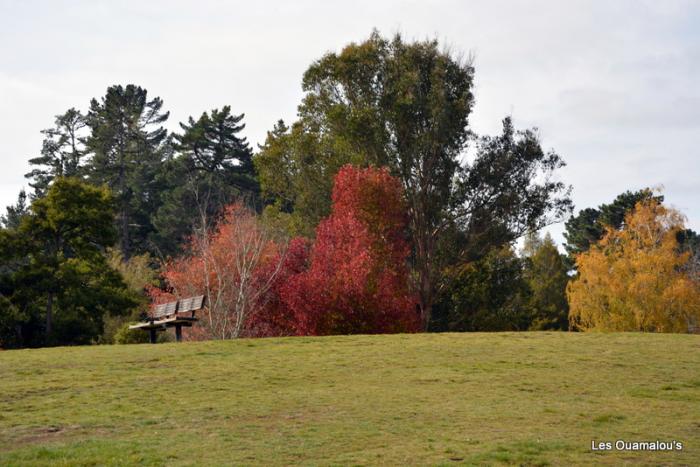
<box><xmin>20</xmin><ymin>89</ymin><xmax>258</xmax><ymax>259</ymax></box>
<box><xmin>1</xmin><ymin>31</ymin><xmax>698</xmax><ymax>348</ymax></box>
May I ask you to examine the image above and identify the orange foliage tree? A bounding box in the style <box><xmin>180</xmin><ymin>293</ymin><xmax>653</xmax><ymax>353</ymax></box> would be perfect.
<box><xmin>568</xmin><ymin>199</ymin><xmax>700</xmax><ymax>332</ymax></box>
<box><xmin>154</xmin><ymin>203</ymin><xmax>288</xmax><ymax>340</ymax></box>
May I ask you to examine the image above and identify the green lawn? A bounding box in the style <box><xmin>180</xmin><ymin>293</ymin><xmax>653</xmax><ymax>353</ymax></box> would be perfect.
<box><xmin>1</xmin><ymin>332</ymin><xmax>698</xmax><ymax>466</ymax></box>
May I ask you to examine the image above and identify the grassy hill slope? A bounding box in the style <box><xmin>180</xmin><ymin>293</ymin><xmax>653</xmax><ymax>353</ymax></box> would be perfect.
<box><xmin>1</xmin><ymin>332</ymin><xmax>698</xmax><ymax>465</ymax></box>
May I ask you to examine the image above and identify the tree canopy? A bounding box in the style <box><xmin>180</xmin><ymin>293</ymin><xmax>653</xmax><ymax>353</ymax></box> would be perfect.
<box><xmin>568</xmin><ymin>199</ymin><xmax>700</xmax><ymax>332</ymax></box>
<box><xmin>522</xmin><ymin>232</ymin><xmax>569</xmax><ymax>330</ymax></box>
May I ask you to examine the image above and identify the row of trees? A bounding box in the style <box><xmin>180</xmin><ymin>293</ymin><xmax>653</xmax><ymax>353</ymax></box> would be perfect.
<box><xmin>151</xmin><ymin>170</ymin><xmax>700</xmax><ymax>340</ymax></box>
<box><xmin>4</xmin><ymin>175</ymin><xmax>695</xmax><ymax>347</ymax></box>
<box><xmin>1</xmin><ymin>31</ymin><xmax>698</xmax><ymax>347</ymax></box>
<box><xmin>152</xmin><ymin>165</ymin><xmax>573</xmax><ymax>341</ymax></box>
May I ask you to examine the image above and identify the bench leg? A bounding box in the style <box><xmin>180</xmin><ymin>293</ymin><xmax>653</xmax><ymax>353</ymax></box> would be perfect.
<box><xmin>149</xmin><ymin>329</ymin><xmax>157</xmax><ymax>344</ymax></box>
<box><xmin>175</xmin><ymin>325</ymin><xmax>182</xmax><ymax>342</ymax></box>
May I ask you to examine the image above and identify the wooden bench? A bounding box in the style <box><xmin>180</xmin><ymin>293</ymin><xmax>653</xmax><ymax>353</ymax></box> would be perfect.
<box><xmin>129</xmin><ymin>295</ymin><xmax>206</xmax><ymax>343</ymax></box>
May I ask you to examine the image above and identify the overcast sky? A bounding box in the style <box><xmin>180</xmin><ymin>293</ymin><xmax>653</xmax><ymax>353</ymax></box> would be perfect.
<box><xmin>1</xmin><ymin>0</ymin><xmax>698</xmax><ymax>244</ymax></box>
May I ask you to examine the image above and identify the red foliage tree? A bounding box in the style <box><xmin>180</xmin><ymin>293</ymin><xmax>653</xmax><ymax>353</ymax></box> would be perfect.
<box><xmin>281</xmin><ymin>165</ymin><xmax>420</xmax><ymax>334</ymax></box>
<box><xmin>245</xmin><ymin>237</ymin><xmax>311</xmax><ymax>337</ymax></box>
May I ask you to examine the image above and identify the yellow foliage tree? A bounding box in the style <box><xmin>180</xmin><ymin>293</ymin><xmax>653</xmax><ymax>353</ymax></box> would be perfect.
<box><xmin>568</xmin><ymin>199</ymin><xmax>700</xmax><ymax>332</ymax></box>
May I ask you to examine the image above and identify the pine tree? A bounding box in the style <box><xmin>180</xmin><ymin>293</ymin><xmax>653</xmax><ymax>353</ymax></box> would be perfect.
<box><xmin>25</xmin><ymin>108</ymin><xmax>87</xmax><ymax>197</ymax></box>
<box><xmin>84</xmin><ymin>85</ymin><xmax>169</xmax><ymax>259</ymax></box>
<box><xmin>1</xmin><ymin>190</ymin><xmax>28</xmax><ymax>230</ymax></box>
<box><xmin>152</xmin><ymin>106</ymin><xmax>257</xmax><ymax>256</ymax></box>
<box><xmin>174</xmin><ymin>106</ymin><xmax>255</xmax><ymax>184</ymax></box>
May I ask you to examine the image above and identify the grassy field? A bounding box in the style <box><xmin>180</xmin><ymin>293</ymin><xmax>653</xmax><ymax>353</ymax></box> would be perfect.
<box><xmin>0</xmin><ymin>332</ymin><xmax>698</xmax><ymax>466</ymax></box>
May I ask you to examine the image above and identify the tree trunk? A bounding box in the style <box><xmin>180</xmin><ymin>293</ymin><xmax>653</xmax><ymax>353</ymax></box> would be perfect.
<box><xmin>46</xmin><ymin>291</ymin><xmax>54</xmax><ymax>339</ymax></box>
<box><xmin>418</xmin><ymin>265</ymin><xmax>433</xmax><ymax>330</ymax></box>
<box><xmin>117</xmin><ymin>141</ymin><xmax>130</xmax><ymax>260</ymax></box>
<box><xmin>120</xmin><ymin>204</ymin><xmax>130</xmax><ymax>260</ymax></box>
<box><xmin>409</xmin><ymin>186</ymin><xmax>436</xmax><ymax>331</ymax></box>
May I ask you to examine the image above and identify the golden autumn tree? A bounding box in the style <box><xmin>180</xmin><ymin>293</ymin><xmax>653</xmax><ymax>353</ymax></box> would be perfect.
<box><xmin>568</xmin><ymin>199</ymin><xmax>700</xmax><ymax>332</ymax></box>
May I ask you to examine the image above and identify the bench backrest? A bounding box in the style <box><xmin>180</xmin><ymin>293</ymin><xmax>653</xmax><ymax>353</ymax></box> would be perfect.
<box><xmin>150</xmin><ymin>295</ymin><xmax>206</xmax><ymax>319</ymax></box>
<box><xmin>152</xmin><ymin>301</ymin><xmax>177</xmax><ymax>318</ymax></box>
<box><xmin>177</xmin><ymin>295</ymin><xmax>206</xmax><ymax>313</ymax></box>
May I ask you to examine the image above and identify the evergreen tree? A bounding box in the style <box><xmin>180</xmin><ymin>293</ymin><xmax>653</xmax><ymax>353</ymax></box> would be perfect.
<box><xmin>25</xmin><ymin>108</ymin><xmax>87</xmax><ymax>197</ymax></box>
<box><xmin>1</xmin><ymin>189</ymin><xmax>28</xmax><ymax>230</ymax></box>
<box><xmin>174</xmin><ymin>106</ymin><xmax>255</xmax><ymax>185</ymax></box>
<box><xmin>1</xmin><ymin>178</ymin><xmax>138</xmax><ymax>347</ymax></box>
<box><xmin>84</xmin><ymin>85</ymin><xmax>169</xmax><ymax>259</ymax></box>
<box><xmin>431</xmin><ymin>246</ymin><xmax>532</xmax><ymax>332</ymax></box>
<box><xmin>677</xmin><ymin>228</ymin><xmax>700</xmax><ymax>276</ymax></box>
<box><xmin>0</xmin><ymin>192</ymin><xmax>29</xmax><ymax>346</ymax></box>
